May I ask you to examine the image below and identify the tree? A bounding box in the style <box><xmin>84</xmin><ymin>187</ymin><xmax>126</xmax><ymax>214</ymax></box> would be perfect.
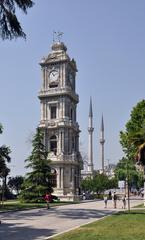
<box><xmin>92</xmin><ymin>173</ymin><xmax>109</xmax><ymax>196</ymax></box>
<box><xmin>0</xmin><ymin>123</ymin><xmax>11</xmax><ymax>202</ymax></box>
<box><xmin>8</xmin><ymin>175</ymin><xmax>24</xmax><ymax>195</ymax></box>
<box><xmin>81</xmin><ymin>177</ymin><xmax>94</xmax><ymax>193</ymax></box>
<box><xmin>19</xmin><ymin>128</ymin><xmax>53</xmax><ymax>202</ymax></box>
<box><xmin>120</xmin><ymin>100</ymin><xmax>145</xmax><ymax>163</ymax></box>
<box><xmin>0</xmin><ymin>124</ymin><xmax>11</xmax><ymax>177</ymax></box>
<box><xmin>0</xmin><ymin>0</ymin><xmax>34</xmax><ymax>40</ymax></box>
<box><xmin>0</xmin><ymin>124</ymin><xmax>11</xmax><ymax>175</ymax></box>
<box><xmin>115</xmin><ymin>157</ymin><xmax>142</xmax><ymax>189</ymax></box>
<box><xmin>81</xmin><ymin>173</ymin><xmax>116</xmax><ymax>198</ymax></box>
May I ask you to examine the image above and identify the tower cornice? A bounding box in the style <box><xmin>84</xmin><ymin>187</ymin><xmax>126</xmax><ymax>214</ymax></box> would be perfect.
<box><xmin>38</xmin><ymin>88</ymin><xmax>79</xmax><ymax>103</ymax></box>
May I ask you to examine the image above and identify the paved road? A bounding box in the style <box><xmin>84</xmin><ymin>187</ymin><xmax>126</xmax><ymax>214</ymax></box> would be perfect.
<box><xmin>0</xmin><ymin>197</ymin><xmax>143</xmax><ymax>240</ymax></box>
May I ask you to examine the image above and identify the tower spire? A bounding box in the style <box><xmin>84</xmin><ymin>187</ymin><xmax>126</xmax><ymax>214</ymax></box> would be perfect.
<box><xmin>100</xmin><ymin>114</ymin><xmax>105</xmax><ymax>173</ymax></box>
<box><xmin>88</xmin><ymin>97</ymin><xmax>94</xmax><ymax>175</ymax></box>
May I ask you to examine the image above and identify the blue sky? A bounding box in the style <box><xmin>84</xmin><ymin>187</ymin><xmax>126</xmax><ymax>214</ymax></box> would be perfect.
<box><xmin>0</xmin><ymin>0</ymin><xmax>145</xmax><ymax>176</ymax></box>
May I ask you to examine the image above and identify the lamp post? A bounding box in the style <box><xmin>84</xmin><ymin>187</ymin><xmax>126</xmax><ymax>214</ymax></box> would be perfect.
<box><xmin>126</xmin><ymin>160</ymin><xmax>130</xmax><ymax>212</ymax></box>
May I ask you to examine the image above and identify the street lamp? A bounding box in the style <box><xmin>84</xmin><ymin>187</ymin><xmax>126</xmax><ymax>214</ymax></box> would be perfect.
<box><xmin>126</xmin><ymin>160</ymin><xmax>130</xmax><ymax>212</ymax></box>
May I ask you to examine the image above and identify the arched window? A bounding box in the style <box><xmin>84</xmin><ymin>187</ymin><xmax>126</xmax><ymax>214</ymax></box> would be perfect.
<box><xmin>50</xmin><ymin>135</ymin><xmax>57</xmax><ymax>155</ymax></box>
<box><xmin>50</xmin><ymin>105</ymin><xmax>57</xmax><ymax>119</ymax></box>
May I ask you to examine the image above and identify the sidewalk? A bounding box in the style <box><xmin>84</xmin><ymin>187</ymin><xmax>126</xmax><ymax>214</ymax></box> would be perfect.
<box><xmin>0</xmin><ymin>197</ymin><xmax>143</xmax><ymax>240</ymax></box>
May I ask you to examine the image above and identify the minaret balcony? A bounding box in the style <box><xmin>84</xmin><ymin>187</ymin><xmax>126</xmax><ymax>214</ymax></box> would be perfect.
<box><xmin>38</xmin><ymin>87</ymin><xmax>79</xmax><ymax>103</ymax></box>
<box><xmin>88</xmin><ymin>127</ymin><xmax>94</xmax><ymax>132</ymax></box>
<box><xmin>100</xmin><ymin>139</ymin><xmax>105</xmax><ymax>144</ymax></box>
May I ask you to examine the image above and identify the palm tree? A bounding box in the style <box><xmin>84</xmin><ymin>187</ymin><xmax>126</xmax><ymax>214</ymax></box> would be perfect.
<box><xmin>0</xmin><ymin>124</ymin><xmax>11</xmax><ymax>203</ymax></box>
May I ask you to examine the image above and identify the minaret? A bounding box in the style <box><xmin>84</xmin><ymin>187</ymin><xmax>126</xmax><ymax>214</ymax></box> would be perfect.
<box><xmin>88</xmin><ymin>97</ymin><xmax>94</xmax><ymax>174</ymax></box>
<box><xmin>100</xmin><ymin>115</ymin><xmax>105</xmax><ymax>173</ymax></box>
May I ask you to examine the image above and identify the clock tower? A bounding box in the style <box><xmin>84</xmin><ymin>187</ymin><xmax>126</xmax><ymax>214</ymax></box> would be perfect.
<box><xmin>38</xmin><ymin>40</ymin><xmax>83</xmax><ymax>201</ymax></box>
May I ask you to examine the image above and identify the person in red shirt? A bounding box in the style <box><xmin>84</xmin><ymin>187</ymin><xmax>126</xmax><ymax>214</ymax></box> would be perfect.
<box><xmin>44</xmin><ymin>193</ymin><xmax>52</xmax><ymax>209</ymax></box>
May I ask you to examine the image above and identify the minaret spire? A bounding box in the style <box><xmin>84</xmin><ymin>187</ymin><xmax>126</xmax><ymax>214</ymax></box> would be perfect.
<box><xmin>100</xmin><ymin>114</ymin><xmax>105</xmax><ymax>173</ymax></box>
<box><xmin>101</xmin><ymin>114</ymin><xmax>104</xmax><ymax>131</ymax></box>
<box><xmin>89</xmin><ymin>97</ymin><xmax>93</xmax><ymax>117</ymax></box>
<box><xmin>88</xmin><ymin>97</ymin><xmax>94</xmax><ymax>175</ymax></box>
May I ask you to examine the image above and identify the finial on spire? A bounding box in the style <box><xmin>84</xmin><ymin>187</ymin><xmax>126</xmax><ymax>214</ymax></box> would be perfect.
<box><xmin>53</xmin><ymin>31</ymin><xmax>64</xmax><ymax>43</ymax></box>
<box><xmin>89</xmin><ymin>97</ymin><xmax>93</xmax><ymax>117</ymax></box>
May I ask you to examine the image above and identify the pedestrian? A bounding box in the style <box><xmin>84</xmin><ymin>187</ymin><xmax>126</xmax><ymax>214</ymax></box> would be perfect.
<box><xmin>44</xmin><ymin>192</ymin><xmax>52</xmax><ymax>209</ymax></box>
<box><xmin>108</xmin><ymin>191</ymin><xmax>112</xmax><ymax>200</ymax></box>
<box><xmin>112</xmin><ymin>192</ymin><xmax>117</xmax><ymax>208</ymax></box>
<box><xmin>122</xmin><ymin>194</ymin><xmax>126</xmax><ymax>209</ymax></box>
<box><xmin>103</xmin><ymin>195</ymin><xmax>108</xmax><ymax>208</ymax></box>
<box><xmin>82</xmin><ymin>192</ymin><xmax>86</xmax><ymax>200</ymax></box>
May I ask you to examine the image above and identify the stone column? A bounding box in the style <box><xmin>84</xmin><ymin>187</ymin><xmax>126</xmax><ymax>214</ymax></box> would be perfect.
<box><xmin>44</xmin><ymin>67</ymin><xmax>46</xmax><ymax>90</ymax></box>
<box><xmin>56</xmin><ymin>167</ymin><xmax>60</xmax><ymax>189</ymax></box>
<box><xmin>61</xmin><ymin>167</ymin><xmax>64</xmax><ymax>189</ymax></box>
<box><xmin>40</xmin><ymin>101</ymin><xmax>43</xmax><ymax>121</ymax></box>
<box><xmin>41</xmin><ymin>67</ymin><xmax>45</xmax><ymax>90</ymax></box>
<box><xmin>71</xmin><ymin>167</ymin><xmax>75</xmax><ymax>190</ymax></box>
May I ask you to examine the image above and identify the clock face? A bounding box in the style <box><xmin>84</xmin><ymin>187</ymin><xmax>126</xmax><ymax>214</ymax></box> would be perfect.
<box><xmin>49</xmin><ymin>70</ymin><xmax>59</xmax><ymax>82</ymax></box>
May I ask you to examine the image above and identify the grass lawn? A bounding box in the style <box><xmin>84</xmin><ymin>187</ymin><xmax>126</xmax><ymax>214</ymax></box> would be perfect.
<box><xmin>0</xmin><ymin>200</ymin><xmax>74</xmax><ymax>211</ymax></box>
<box><xmin>133</xmin><ymin>203</ymin><xmax>145</xmax><ymax>208</ymax></box>
<box><xmin>50</xmin><ymin>210</ymin><xmax>145</xmax><ymax>240</ymax></box>
<box><xmin>0</xmin><ymin>200</ymin><xmax>46</xmax><ymax>211</ymax></box>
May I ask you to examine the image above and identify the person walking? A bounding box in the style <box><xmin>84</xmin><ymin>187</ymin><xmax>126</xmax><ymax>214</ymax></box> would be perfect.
<box><xmin>108</xmin><ymin>191</ymin><xmax>112</xmax><ymax>200</ymax></box>
<box><xmin>44</xmin><ymin>192</ymin><xmax>52</xmax><ymax>209</ymax></box>
<box><xmin>112</xmin><ymin>192</ymin><xmax>117</xmax><ymax>208</ymax></box>
<box><xmin>103</xmin><ymin>195</ymin><xmax>108</xmax><ymax>208</ymax></box>
<box><xmin>122</xmin><ymin>194</ymin><xmax>126</xmax><ymax>209</ymax></box>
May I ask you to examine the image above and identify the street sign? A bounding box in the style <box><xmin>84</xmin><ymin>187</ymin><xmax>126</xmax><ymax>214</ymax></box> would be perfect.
<box><xmin>118</xmin><ymin>180</ymin><xmax>125</xmax><ymax>188</ymax></box>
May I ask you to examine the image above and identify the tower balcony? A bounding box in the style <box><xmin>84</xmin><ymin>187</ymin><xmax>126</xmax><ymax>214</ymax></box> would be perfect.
<box><xmin>38</xmin><ymin>87</ymin><xmax>79</xmax><ymax>103</ymax></box>
<box><xmin>39</xmin><ymin>118</ymin><xmax>80</xmax><ymax>131</ymax></box>
<box><xmin>48</xmin><ymin>152</ymin><xmax>81</xmax><ymax>165</ymax></box>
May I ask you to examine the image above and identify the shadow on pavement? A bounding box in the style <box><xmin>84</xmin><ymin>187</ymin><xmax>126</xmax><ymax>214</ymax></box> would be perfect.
<box><xmin>0</xmin><ymin>222</ymin><xmax>55</xmax><ymax>240</ymax></box>
<box><xmin>0</xmin><ymin>207</ymin><xmax>117</xmax><ymax>240</ymax></box>
<box><xmin>1</xmin><ymin>207</ymin><xmax>115</xmax><ymax>221</ymax></box>
<box><xmin>54</xmin><ymin>208</ymin><xmax>115</xmax><ymax>220</ymax></box>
